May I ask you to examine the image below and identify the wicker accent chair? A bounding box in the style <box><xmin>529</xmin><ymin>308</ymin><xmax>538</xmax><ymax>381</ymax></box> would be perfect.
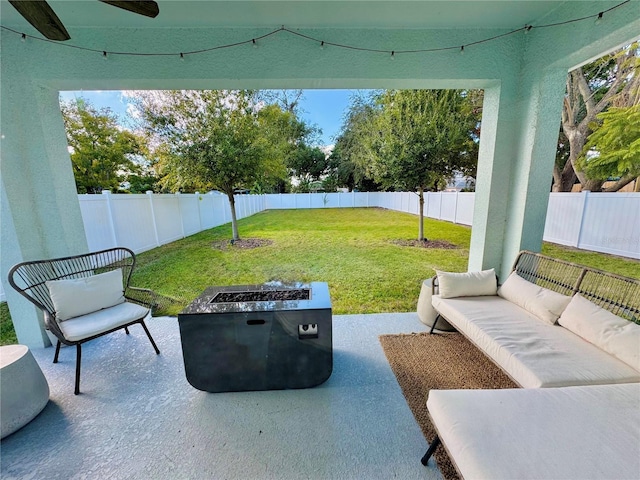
<box><xmin>8</xmin><ymin>247</ymin><xmax>160</xmax><ymax>395</ymax></box>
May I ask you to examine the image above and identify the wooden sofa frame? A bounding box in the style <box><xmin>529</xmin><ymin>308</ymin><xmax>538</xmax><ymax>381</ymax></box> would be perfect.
<box><xmin>421</xmin><ymin>250</ymin><xmax>640</xmax><ymax>470</ymax></box>
<box><xmin>8</xmin><ymin>247</ymin><xmax>160</xmax><ymax>395</ymax></box>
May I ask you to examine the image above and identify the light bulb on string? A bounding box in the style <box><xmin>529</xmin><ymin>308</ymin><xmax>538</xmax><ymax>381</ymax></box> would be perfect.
<box><xmin>252</xmin><ymin>39</ymin><xmax>258</xmax><ymax>49</ymax></box>
<box><xmin>390</xmin><ymin>50</ymin><xmax>395</xmax><ymax>60</ymax></box>
<box><xmin>524</xmin><ymin>25</ymin><xmax>532</xmax><ymax>34</ymax></box>
<box><xmin>460</xmin><ymin>45</ymin><xmax>465</xmax><ymax>55</ymax></box>
<box><xmin>21</xmin><ymin>33</ymin><xmax>26</xmax><ymax>42</ymax></box>
<box><xmin>320</xmin><ymin>41</ymin><xmax>325</xmax><ymax>50</ymax></box>
<box><xmin>595</xmin><ymin>12</ymin><xmax>603</xmax><ymax>25</ymax></box>
<box><xmin>180</xmin><ymin>52</ymin><xmax>185</xmax><ymax>61</ymax></box>
<box><xmin>102</xmin><ymin>51</ymin><xmax>108</xmax><ymax>60</ymax></box>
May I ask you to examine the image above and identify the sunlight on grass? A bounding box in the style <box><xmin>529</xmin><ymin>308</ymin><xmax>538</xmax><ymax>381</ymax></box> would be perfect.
<box><xmin>132</xmin><ymin>208</ymin><xmax>472</xmax><ymax>315</ymax></box>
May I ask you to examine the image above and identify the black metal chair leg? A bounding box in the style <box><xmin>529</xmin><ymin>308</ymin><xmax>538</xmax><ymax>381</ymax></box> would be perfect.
<box><xmin>421</xmin><ymin>435</ymin><xmax>441</xmax><ymax>466</ymax></box>
<box><xmin>124</xmin><ymin>326</ymin><xmax>130</xmax><ymax>335</ymax></box>
<box><xmin>429</xmin><ymin>315</ymin><xmax>441</xmax><ymax>335</ymax></box>
<box><xmin>53</xmin><ymin>340</ymin><xmax>62</xmax><ymax>363</ymax></box>
<box><xmin>74</xmin><ymin>344</ymin><xmax>82</xmax><ymax>395</ymax></box>
<box><xmin>140</xmin><ymin>321</ymin><xmax>160</xmax><ymax>355</ymax></box>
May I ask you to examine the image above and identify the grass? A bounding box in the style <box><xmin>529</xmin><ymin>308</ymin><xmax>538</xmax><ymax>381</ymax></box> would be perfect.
<box><xmin>1</xmin><ymin>302</ymin><xmax>18</xmax><ymax>345</ymax></box>
<box><xmin>2</xmin><ymin>207</ymin><xmax>638</xmax><ymax>344</ymax></box>
<box><xmin>132</xmin><ymin>208</ymin><xmax>472</xmax><ymax>315</ymax></box>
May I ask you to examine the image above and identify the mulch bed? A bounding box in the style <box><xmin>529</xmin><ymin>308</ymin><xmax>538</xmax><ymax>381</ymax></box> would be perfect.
<box><xmin>212</xmin><ymin>238</ymin><xmax>273</xmax><ymax>250</ymax></box>
<box><xmin>390</xmin><ymin>239</ymin><xmax>458</xmax><ymax>249</ymax></box>
<box><xmin>379</xmin><ymin>332</ymin><xmax>517</xmax><ymax>480</ymax></box>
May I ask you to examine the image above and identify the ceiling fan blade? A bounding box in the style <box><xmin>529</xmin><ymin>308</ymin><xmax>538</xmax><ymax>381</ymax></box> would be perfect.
<box><xmin>98</xmin><ymin>1</ymin><xmax>160</xmax><ymax>18</ymax></box>
<box><xmin>8</xmin><ymin>0</ymin><xmax>70</xmax><ymax>41</ymax></box>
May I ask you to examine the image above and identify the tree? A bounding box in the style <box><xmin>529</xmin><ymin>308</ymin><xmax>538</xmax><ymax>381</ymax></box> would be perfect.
<box><xmin>61</xmin><ymin>99</ymin><xmax>145</xmax><ymax>193</ymax></box>
<box><xmin>358</xmin><ymin>89</ymin><xmax>478</xmax><ymax>241</ymax></box>
<box><xmin>133</xmin><ymin>90</ymin><xmax>289</xmax><ymax>240</ymax></box>
<box><xmin>556</xmin><ymin>43</ymin><xmax>638</xmax><ymax>192</ymax></box>
<box><xmin>579</xmin><ymin>105</ymin><xmax>640</xmax><ymax>191</ymax></box>
<box><xmin>288</xmin><ymin>145</ymin><xmax>328</xmax><ymax>188</ymax></box>
<box><xmin>329</xmin><ymin>92</ymin><xmax>383</xmax><ymax>191</ymax></box>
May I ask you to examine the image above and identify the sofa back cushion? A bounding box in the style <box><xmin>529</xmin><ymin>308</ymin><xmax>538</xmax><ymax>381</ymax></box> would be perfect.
<box><xmin>558</xmin><ymin>294</ymin><xmax>640</xmax><ymax>372</ymax></box>
<box><xmin>46</xmin><ymin>269</ymin><xmax>126</xmax><ymax>321</ymax></box>
<box><xmin>498</xmin><ymin>272</ymin><xmax>571</xmax><ymax>325</ymax></box>
<box><xmin>435</xmin><ymin>269</ymin><xmax>497</xmax><ymax>299</ymax></box>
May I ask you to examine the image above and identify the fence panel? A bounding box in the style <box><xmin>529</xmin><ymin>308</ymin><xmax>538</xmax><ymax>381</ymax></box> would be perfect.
<box><xmin>198</xmin><ymin>195</ymin><xmax>216</xmax><ymax>230</ymax></box>
<box><xmin>455</xmin><ymin>193</ymin><xmax>475</xmax><ymax>226</ymax></box>
<box><xmin>179</xmin><ymin>195</ymin><xmax>201</xmax><ymax>236</ymax></box>
<box><xmin>578</xmin><ymin>193</ymin><xmax>640</xmax><ymax>259</ymax></box>
<box><xmin>543</xmin><ymin>193</ymin><xmax>584</xmax><ymax>246</ymax></box>
<box><xmin>426</xmin><ymin>192</ymin><xmax>442</xmax><ymax>219</ymax></box>
<box><xmin>109</xmin><ymin>194</ymin><xmax>157</xmax><ymax>253</ymax></box>
<box><xmin>79</xmin><ymin>195</ymin><xmax>117</xmax><ymax>252</ymax></box>
<box><xmin>151</xmin><ymin>195</ymin><xmax>184</xmax><ymax>246</ymax></box>
<box><xmin>440</xmin><ymin>193</ymin><xmax>458</xmax><ymax>222</ymax></box>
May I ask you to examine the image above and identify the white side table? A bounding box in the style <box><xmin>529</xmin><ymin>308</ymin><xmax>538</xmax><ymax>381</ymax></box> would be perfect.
<box><xmin>417</xmin><ymin>278</ymin><xmax>455</xmax><ymax>332</ymax></box>
<box><xmin>1</xmin><ymin>345</ymin><xmax>50</xmax><ymax>439</ymax></box>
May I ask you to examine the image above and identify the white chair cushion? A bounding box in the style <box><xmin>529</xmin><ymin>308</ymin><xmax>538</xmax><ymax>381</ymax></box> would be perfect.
<box><xmin>559</xmin><ymin>294</ymin><xmax>640</xmax><ymax>372</ymax></box>
<box><xmin>59</xmin><ymin>302</ymin><xmax>150</xmax><ymax>342</ymax></box>
<box><xmin>498</xmin><ymin>272</ymin><xmax>571</xmax><ymax>324</ymax></box>
<box><xmin>46</xmin><ymin>269</ymin><xmax>125</xmax><ymax>321</ymax></box>
<box><xmin>434</xmin><ymin>268</ymin><xmax>497</xmax><ymax>299</ymax></box>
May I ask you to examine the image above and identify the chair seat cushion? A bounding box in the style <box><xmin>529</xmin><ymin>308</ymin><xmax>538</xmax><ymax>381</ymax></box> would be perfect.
<box><xmin>59</xmin><ymin>302</ymin><xmax>150</xmax><ymax>342</ymax></box>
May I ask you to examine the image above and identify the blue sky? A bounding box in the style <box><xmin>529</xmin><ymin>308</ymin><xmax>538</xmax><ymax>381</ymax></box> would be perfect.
<box><xmin>58</xmin><ymin>89</ymin><xmax>357</xmax><ymax>147</ymax></box>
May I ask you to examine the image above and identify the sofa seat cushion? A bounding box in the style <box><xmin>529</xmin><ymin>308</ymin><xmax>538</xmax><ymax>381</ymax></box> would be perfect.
<box><xmin>59</xmin><ymin>302</ymin><xmax>150</xmax><ymax>342</ymax></box>
<box><xmin>432</xmin><ymin>295</ymin><xmax>640</xmax><ymax>388</ymax></box>
<box><xmin>427</xmin><ymin>383</ymin><xmax>640</xmax><ymax>480</ymax></box>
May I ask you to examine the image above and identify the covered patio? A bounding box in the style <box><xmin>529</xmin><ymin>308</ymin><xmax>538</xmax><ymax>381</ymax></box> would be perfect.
<box><xmin>2</xmin><ymin>0</ymin><xmax>638</xmax><ymax>348</ymax></box>
<box><xmin>1</xmin><ymin>1</ymin><xmax>639</xmax><ymax>477</ymax></box>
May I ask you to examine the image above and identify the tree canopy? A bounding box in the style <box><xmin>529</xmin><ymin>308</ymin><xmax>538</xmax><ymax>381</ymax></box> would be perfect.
<box><xmin>61</xmin><ymin>99</ymin><xmax>146</xmax><ymax>194</ymax></box>
<box><xmin>131</xmin><ymin>89</ymin><xmax>311</xmax><ymax>240</ymax></box>
<box><xmin>580</xmin><ymin>105</ymin><xmax>640</xmax><ymax>189</ymax></box>
<box><xmin>332</xmin><ymin>89</ymin><xmax>479</xmax><ymax>240</ymax></box>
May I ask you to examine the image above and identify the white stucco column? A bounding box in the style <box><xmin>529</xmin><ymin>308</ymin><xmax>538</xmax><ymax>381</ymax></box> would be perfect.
<box><xmin>469</xmin><ymin>68</ymin><xmax>567</xmax><ymax>280</ymax></box>
<box><xmin>1</xmin><ymin>74</ymin><xmax>88</xmax><ymax>347</ymax></box>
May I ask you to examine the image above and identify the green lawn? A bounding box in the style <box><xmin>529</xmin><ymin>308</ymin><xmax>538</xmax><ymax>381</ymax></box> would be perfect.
<box><xmin>132</xmin><ymin>208</ymin><xmax>472</xmax><ymax>315</ymax></box>
<box><xmin>2</xmin><ymin>207</ymin><xmax>638</xmax><ymax>344</ymax></box>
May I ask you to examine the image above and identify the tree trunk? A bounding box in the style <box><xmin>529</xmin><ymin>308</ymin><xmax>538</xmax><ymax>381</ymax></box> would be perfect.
<box><xmin>418</xmin><ymin>187</ymin><xmax>425</xmax><ymax>241</ymax></box>
<box><xmin>602</xmin><ymin>175</ymin><xmax>637</xmax><ymax>192</ymax></box>
<box><xmin>227</xmin><ymin>193</ymin><xmax>240</xmax><ymax>241</ymax></box>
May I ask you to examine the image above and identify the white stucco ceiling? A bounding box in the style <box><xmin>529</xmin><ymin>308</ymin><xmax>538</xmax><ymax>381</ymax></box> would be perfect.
<box><xmin>0</xmin><ymin>1</ymin><xmax>595</xmax><ymax>32</ymax></box>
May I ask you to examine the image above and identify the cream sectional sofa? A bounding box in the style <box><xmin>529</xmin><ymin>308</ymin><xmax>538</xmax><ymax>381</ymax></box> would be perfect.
<box><xmin>421</xmin><ymin>251</ymin><xmax>640</xmax><ymax>478</ymax></box>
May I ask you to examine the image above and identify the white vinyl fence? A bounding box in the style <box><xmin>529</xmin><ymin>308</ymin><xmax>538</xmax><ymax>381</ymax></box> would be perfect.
<box><xmin>1</xmin><ymin>190</ymin><xmax>637</xmax><ymax>302</ymax></box>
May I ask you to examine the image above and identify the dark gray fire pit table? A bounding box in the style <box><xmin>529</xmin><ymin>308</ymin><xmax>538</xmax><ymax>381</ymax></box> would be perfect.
<box><xmin>178</xmin><ymin>282</ymin><xmax>332</xmax><ymax>393</ymax></box>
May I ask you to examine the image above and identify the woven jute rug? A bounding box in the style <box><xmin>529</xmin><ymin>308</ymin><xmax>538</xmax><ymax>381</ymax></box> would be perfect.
<box><xmin>379</xmin><ymin>332</ymin><xmax>518</xmax><ymax>480</ymax></box>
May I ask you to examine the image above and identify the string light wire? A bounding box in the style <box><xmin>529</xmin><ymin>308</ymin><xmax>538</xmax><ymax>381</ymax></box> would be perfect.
<box><xmin>0</xmin><ymin>0</ymin><xmax>630</xmax><ymax>59</ymax></box>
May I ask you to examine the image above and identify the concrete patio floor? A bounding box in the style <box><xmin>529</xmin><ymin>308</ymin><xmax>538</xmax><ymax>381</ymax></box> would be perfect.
<box><xmin>1</xmin><ymin>312</ymin><xmax>442</xmax><ymax>480</ymax></box>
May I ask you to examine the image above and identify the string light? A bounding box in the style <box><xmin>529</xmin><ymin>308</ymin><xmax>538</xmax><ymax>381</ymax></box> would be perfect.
<box><xmin>595</xmin><ymin>12</ymin><xmax>603</xmax><ymax>25</ymax></box>
<box><xmin>3</xmin><ymin>0</ymin><xmax>629</xmax><ymax>60</ymax></box>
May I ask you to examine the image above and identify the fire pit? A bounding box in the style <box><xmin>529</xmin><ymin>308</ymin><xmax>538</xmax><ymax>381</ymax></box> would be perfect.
<box><xmin>178</xmin><ymin>282</ymin><xmax>332</xmax><ymax>393</ymax></box>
